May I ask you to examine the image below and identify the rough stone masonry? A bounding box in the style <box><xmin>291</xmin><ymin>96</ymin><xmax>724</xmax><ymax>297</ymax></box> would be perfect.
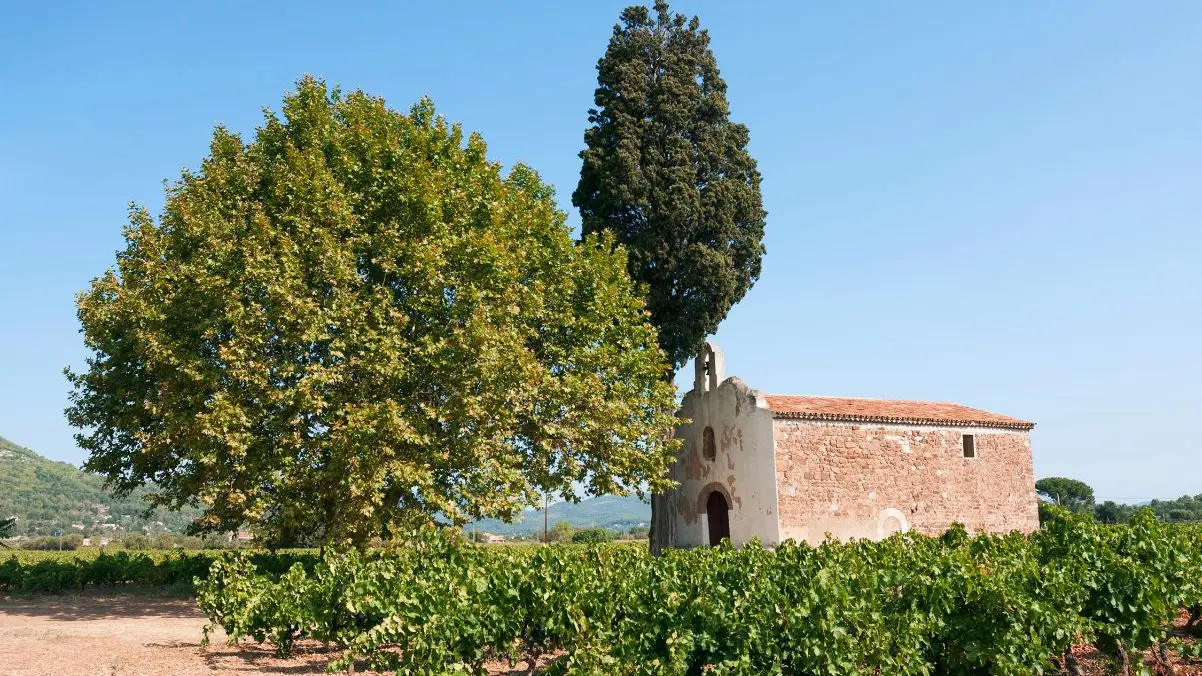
<box><xmin>665</xmin><ymin>343</ymin><xmax>1040</xmax><ymax>548</ymax></box>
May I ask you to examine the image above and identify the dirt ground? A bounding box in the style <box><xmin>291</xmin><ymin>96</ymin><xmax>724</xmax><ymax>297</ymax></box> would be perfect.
<box><xmin>0</xmin><ymin>591</ymin><xmax>550</xmax><ymax>676</ymax></box>
<box><xmin>0</xmin><ymin>591</ymin><xmax>1198</xmax><ymax>675</ymax></box>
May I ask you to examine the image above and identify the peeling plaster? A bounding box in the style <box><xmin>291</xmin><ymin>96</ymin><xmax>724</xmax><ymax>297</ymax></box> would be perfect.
<box><xmin>666</xmin><ymin>350</ymin><xmax>780</xmax><ymax>548</ymax></box>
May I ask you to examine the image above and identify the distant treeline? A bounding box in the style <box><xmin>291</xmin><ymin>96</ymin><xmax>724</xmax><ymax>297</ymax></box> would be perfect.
<box><xmin>1095</xmin><ymin>494</ymin><xmax>1202</xmax><ymax>524</ymax></box>
<box><xmin>1036</xmin><ymin>477</ymin><xmax>1202</xmax><ymax>524</ymax></box>
<box><xmin>15</xmin><ymin>532</ymin><xmax>252</xmax><ymax>551</ymax></box>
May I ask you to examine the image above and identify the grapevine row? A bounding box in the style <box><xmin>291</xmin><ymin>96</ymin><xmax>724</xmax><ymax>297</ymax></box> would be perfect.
<box><xmin>0</xmin><ymin>550</ymin><xmax>316</xmax><ymax>593</ymax></box>
<box><xmin>196</xmin><ymin>509</ymin><xmax>1202</xmax><ymax>675</ymax></box>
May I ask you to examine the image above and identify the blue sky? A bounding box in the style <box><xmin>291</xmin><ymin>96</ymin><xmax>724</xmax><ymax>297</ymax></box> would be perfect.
<box><xmin>1</xmin><ymin>1</ymin><xmax>1199</xmax><ymax>502</ymax></box>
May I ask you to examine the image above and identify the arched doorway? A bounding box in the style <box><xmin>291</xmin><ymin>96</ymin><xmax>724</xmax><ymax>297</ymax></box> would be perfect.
<box><xmin>706</xmin><ymin>490</ymin><xmax>731</xmax><ymax>546</ymax></box>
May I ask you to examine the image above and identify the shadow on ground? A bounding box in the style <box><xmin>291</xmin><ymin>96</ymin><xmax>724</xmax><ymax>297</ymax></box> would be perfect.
<box><xmin>198</xmin><ymin>642</ymin><xmax>557</xmax><ymax>675</ymax></box>
<box><xmin>0</xmin><ymin>590</ymin><xmax>201</xmax><ymax>621</ymax></box>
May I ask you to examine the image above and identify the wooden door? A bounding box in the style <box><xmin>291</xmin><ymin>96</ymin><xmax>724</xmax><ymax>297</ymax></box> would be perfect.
<box><xmin>706</xmin><ymin>490</ymin><xmax>730</xmax><ymax>546</ymax></box>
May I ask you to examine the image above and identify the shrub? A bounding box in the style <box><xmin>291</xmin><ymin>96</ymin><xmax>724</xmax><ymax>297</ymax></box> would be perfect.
<box><xmin>570</xmin><ymin>528</ymin><xmax>616</xmax><ymax>544</ymax></box>
<box><xmin>20</xmin><ymin>536</ymin><xmax>82</xmax><ymax>551</ymax></box>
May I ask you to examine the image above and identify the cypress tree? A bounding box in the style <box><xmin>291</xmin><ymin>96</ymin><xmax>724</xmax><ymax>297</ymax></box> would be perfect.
<box><xmin>573</xmin><ymin>1</ymin><xmax>767</xmax><ymax>552</ymax></box>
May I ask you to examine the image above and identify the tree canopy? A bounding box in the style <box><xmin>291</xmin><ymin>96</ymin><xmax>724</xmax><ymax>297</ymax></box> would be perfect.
<box><xmin>1035</xmin><ymin>476</ymin><xmax>1202</xmax><ymax>525</ymax></box>
<box><xmin>1093</xmin><ymin>500</ymin><xmax>1134</xmax><ymax>524</ymax></box>
<box><xmin>1145</xmin><ymin>494</ymin><xmax>1202</xmax><ymax>522</ymax></box>
<box><xmin>573</xmin><ymin>0</ymin><xmax>766</xmax><ymax>372</ymax></box>
<box><xmin>67</xmin><ymin>77</ymin><xmax>679</xmax><ymax>547</ymax></box>
<box><xmin>1035</xmin><ymin>477</ymin><xmax>1096</xmax><ymax>512</ymax></box>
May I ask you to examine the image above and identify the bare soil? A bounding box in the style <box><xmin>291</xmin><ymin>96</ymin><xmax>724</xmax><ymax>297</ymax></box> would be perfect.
<box><xmin>0</xmin><ymin>591</ymin><xmax>545</xmax><ymax>675</ymax></box>
<box><xmin>0</xmin><ymin>591</ymin><xmax>1197</xmax><ymax>675</ymax></box>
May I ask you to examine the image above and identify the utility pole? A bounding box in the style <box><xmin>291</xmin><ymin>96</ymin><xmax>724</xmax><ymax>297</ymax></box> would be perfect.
<box><xmin>543</xmin><ymin>492</ymin><xmax>549</xmax><ymax>544</ymax></box>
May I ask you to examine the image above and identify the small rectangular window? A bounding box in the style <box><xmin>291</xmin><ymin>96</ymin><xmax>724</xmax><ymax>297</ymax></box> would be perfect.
<box><xmin>962</xmin><ymin>434</ymin><xmax>976</xmax><ymax>458</ymax></box>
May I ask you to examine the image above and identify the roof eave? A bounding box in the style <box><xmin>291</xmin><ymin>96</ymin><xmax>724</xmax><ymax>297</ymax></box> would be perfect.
<box><xmin>770</xmin><ymin>411</ymin><xmax>1036</xmax><ymax>431</ymax></box>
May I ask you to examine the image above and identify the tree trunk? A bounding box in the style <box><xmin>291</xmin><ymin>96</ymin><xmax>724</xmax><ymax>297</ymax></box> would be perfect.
<box><xmin>1116</xmin><ymin>642</ymin><xmax>1131</xmax><ymax>676</ymax></box>
<box><xmin>649</xmin><ymin>490</ymin><xmax>677</xmax><ymax>555</ymax></box>
<box><xmin>649</xmin><ymin>369</ymin><xmax>682</xmax><ymax>556</ymax></box>
<box><xmin>1155</xmin><ymin>643</ymin><xmax>1175</xmax><ymax>676</ymax></box>
<box><xmin>527</xmin><ymin>652</ymin><xmax>546</xmax><ymax>676</ymax></box>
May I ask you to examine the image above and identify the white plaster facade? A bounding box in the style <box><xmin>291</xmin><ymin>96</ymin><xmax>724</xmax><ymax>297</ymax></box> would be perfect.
<box><xmin>668</xmin><ymin>343</ymin><xmax>780</xmax><ymax>547</ymax></box>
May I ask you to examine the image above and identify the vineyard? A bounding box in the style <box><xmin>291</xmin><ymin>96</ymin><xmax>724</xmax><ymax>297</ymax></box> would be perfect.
<box><xmin>190</xmin><ymin>510</ymin><xmax>1202</xmax><ymax>676</ymax></box>
<box><xmin>4</xmin><ymin>511</ymin><xmax>1200</xmax><ymax>674</ymax></box>
<box><xmin>0</xmin><ymin>549</ymin><xmax>316</xmax><ymax>593</ymax></box>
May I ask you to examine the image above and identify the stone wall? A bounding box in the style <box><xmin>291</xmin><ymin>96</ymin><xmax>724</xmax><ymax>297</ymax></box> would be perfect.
<box><xmin>773</xmin><ymin>420</ymin><xmax>1039</xmax><ymax>544</ymax></box>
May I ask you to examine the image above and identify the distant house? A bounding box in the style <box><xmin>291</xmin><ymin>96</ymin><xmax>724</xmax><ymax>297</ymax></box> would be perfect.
<box><xmin>481</xmin><ymin>533</ymin><xmax>506</xmax><ymax>543</ymax></box>
<box><xmin>235</xmin><ymin>530</ymin><xmax>254</xmax><ymax>541</ymax></box>
<box><xmin>663</xmin><ymin>343</ymin><xmax>1039</xmax><ymax>548</ymax></box>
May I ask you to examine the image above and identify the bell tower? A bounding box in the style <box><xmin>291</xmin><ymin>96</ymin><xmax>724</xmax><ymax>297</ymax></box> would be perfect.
<box><xmin>693</xmin><ymin>341</ymin><xmax>725</xmax><ymax>393</ymax></box>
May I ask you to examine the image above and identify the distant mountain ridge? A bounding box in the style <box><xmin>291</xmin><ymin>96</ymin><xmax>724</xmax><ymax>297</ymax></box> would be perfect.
<box><xmin>0</xmin><ymin>435</ymin><xmax>201</xmax><ymax>536</ymax></box>
<box><xmin>464</xmin><ymin>493</ymin><xmax>651</xmax><ymax>535</ymax></box>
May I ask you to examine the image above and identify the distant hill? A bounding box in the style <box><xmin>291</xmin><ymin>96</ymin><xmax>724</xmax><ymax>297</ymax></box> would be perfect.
<box><xmin>0</xmin><ymin>434</ymin><xmax>649</xmax><ymax>538</ymax></box>
<box><xmin>0</xmin><ymin>435</ymin><xmax>201</xmax><ymax>536</ymax></box>
<box><xmin>464</xmin><ymin>494</ymin><xmax>651</xmax><ymax>536</ymax></box>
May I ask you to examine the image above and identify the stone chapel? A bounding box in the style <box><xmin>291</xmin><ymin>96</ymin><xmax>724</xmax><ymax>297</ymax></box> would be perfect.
<box><xmin>665</xmin><ymin>343</ymin><xmax>1040</xmax><ymax>547</ymax></box>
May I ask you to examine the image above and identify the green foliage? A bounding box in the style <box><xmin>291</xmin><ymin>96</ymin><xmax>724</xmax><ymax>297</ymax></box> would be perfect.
<box><xmin>570</xmin><ymin>527</ymin><xmax>616</xmax><ymax>544</ymax></box>
<box><xmin>542</xmin><ymin>520</ymin><xmax>574</xmax><ymax>543</ymax></box>
<box><xmin>1035</xmin><ymin>477</ymin><xmax>1096</xmax><ymax>511</ymax></box>
<box><xmin>120</xmin><ymin>534</ymin><xmax>153</xmax><ymax>550</ymax></box>
<box><xmin>0</xmin><ymin>548</ymin><xmax>316</xmax><ymax>593</ymax></box>
<box><xmin>1034</xmin><ymin>477</ymin><xmax>1202</xmax><ymax>524</ymax></box>
<box><xmin>1146</xmin><ymin>494</ymin><xmax>1202</xmax><ymax>522</ymax></box>
<box><xmin>0</xmin><ymin>517</ymin><xmax>14</xmax><ymax>542</ymax></box>
<box><xmin>67</xmin><ymin>77</ymin><xmax>679</xmax><ymax>547</ymax></box>
<box><xmin>1095</xmin><ymin>499</ymin><xmax>1136</xmax><ymax>524</ymax></box>
<box><xmin>198</xmin><ymin>519</ymin><xmax>1202</xmax><ymax>676</ymax></box>
<box><xmin>0</xmin><ymin>436</ymin><xmax>202</xmax><ymax>537</ymax></box>
<box><xmin>573</xmin><ymin>1</ymin><xmax>766</xmax><ymax>371</ymax></box>
<box><xmin>20</xmin><ymin>535</ymin><xmax>83</xmax><ymax>551</ymax></box>
<box><xmin>1041</xmin><ymin>508</ymin><xmax>1202</xmax><ymax>670</ymax></box>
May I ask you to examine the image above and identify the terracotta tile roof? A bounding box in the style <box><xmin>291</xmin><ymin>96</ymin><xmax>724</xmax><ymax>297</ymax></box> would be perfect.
<box><xmin>762</xmin><ymin>395</ymin><xmax>1034</xmax><ymax>430</ymax></box>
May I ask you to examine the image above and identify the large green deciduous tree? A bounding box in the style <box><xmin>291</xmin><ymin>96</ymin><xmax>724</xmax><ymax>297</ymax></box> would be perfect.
<box><xmin>67</xmin><ymin>77</ymin><xmax>679</xmax><ymax>547</ymax></box>
<box><xmin>573</xmin><ymin>1</ymin><xmax>766</xmax><ymax>552</ymax></box>
<box><xmin>1036</xmin><ymin>477</ymin><xmax>1096</xmax><ymax>512</ymax></box>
